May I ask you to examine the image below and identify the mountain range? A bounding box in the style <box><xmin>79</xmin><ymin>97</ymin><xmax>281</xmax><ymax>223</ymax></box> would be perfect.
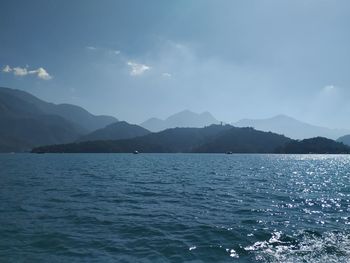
<box><xmin>32</xmin><ymin>125</ymin><xmax>350</xmax><ymax>154</ymax></box>
<box><xmin>0</xmin><ymin>87</ymin><xmax>117</xmax><ymax>152</ymax></box>
<box><xmin>234</xmin><ymin>115</ymin><xmax>350</xmax><ymax>140</ymax></box>
<box><xmin>140</xmin><ymin>110</ymin><xmax>220</xmax><ymax>132</ymax></box>
<box><xmin>77</xmin><ymin>121</ymin><xmax>150</xmax><ymax>142</ymax></box>
<box><xmin>337</xmin><ymin>135</ymin><xmax>350</xmax><ymax>146</ymax></box>
<box><xmin>32</xmin><ymin>124</ymin><xmax>291</xmax><ymax>153</ymax></box>
<box><xmin>0</xmin><ymin>87</ymin><xmax>117</xmax><ymax>132</ymax></box>
<box><xmin>2</xmin><ymin>87</ymin><xmax>350</xmax><ymax>153</ymax></box>
<box><xmin>276</xmin><ymin>137</ymin><xmax>350</xmax><ymax>154</ymax></box>
<box><xmin>141</xmin><ymin>112</ymin><xmax>350</xmax><ymax>141</ymax></box>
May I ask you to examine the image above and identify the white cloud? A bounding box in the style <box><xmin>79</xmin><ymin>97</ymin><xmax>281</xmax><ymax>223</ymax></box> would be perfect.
<box><xmin>127</xmin><ymin>61</ymin><xmax>151</xmax><ymax>76</ymax></box>
<box><xmin>2</xmin><ymin>65</ymin><xmax>52</xmax><ymax>80</ymax></box>
<box><xmin>31</xmin><ymin>67</ymin><xmax>52</xmax><ymax>80</ymax></box>
<box><xmin>162</xmin><ymin>72</ymin><xmax>172</xmax><ymax>77</ymax></box>
<box><xmin>2</xmin><ymin>65</ymin><xmax>12</xmax><ymax>73</ymax></box>
<box><xmin>13</xmin><ymin>67</ymin><xmax>28</xmax><ymax>76</ymax></box>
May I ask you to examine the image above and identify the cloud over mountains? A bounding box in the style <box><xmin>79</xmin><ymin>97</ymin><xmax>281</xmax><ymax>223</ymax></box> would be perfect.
<box><xmin>2</xmin><ymin>65</ymin><xmax>52</xmax><ymax>80</ymax></box>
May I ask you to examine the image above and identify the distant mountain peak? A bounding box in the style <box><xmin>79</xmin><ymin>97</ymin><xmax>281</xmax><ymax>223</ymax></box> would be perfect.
<box><xmin>141</xmin><ymin>110</ymin><xmax>219</xmax><ymax>132</ymax></box>
<box><xmin>234</xmin><ymin>114</ymin><xmax>350</xmax><ymax>140</ymax></box>
<box><xmin>166</xmin><ymin>109</ymin><xmax>198</xmax><ymax>120</ymax></box>
<box><xmin>271</xmin><ymin>114</ymin><xmax>295</xmax><ymax>120</ymax></box>
<box><xmin>200</xmin><ymin>111</ymin><xmax>215</xmax><ymax>117</ymax></box>
<box><xmin>146</xmin><ymin>117</ymin><xmax>162</xmax><ymax>121</ymax></box>
<box><xmin>337</xmin><ymin>134</ymin><xmax>350</xmax><ymax>146</ymax></box>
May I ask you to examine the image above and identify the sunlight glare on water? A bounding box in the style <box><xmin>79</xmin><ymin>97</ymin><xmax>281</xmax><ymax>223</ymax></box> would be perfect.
<box><xmin>0</xmin><ymin>153</ymin><xmax>349</xmax><ymax>262</ymax></box>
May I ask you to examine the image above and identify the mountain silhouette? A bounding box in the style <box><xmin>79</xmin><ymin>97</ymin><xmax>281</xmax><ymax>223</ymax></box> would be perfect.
<box><xmin>77</xmin><ymin>121</ymin><xmax>150</xmax><ymax>142</ymax></box>
<box><xmin>141</xmin><ymin>110</ymin><xmax>219</xmax><ymax>132</ymax></box>
<box><xmin>0</xmin><ymin>89</ymin><xmax>81</xmax><ymax>151</ymax></box>
<box><xmin>276</xmin><ymin>137</ymin><xmax>350</xmax><ymax>154</ymax></box>
<box><xmin>337</xmin><ymin>134</ymin><xmax>350</xmax><ymax>146</ymax></box>
<box><xmin>32</xmin><ymin>124</ymin><xmax>291</xmax><ymax>153</ymax></box>
<box><xmin>0</xmin><ymin>87</ymin><xmax>118</xmax><ymax>152</ymax></box>
<box><xmin>234</xmin><ymin>114</ymin><xmax>350</xmax><ymax>140</ymax></box>
<box><xmin>0</xmin><ymin>87</ymin><xmax>117</xmax><ymax>132</ymax></box>
<box><xmin>193</xmin><ymin>127</ymin><xmax>291</xmax><ymax>153</ymax></box>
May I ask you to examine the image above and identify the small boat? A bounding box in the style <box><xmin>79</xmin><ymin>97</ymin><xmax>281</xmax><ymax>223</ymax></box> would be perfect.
<box><xmin>225</xmin><ymin>151</ymin><xmax>233</xmax><ymax>154</ymax></box>
<box><xmin>133</xmin><ymin>150</ymin><xmax>139</xmax><ymax>154</ymax></box>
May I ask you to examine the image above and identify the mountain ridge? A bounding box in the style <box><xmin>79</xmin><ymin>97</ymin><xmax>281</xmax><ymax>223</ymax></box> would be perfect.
<box><xmin>141</xmin><ymin>110</ymin><xmax>220</xmax><ymax>132</ymax></box>
<box><xmin>77</xmin><ymin>121</ymin><xmax>151</xmax><ymax>142</ymax></box>
<box><xmin>0</xmin><ymin>87</ymin><xmax>118</xmax><ymax>152</ymax></box>
<box><xmin>32</xmin><ymin>124</ymin><xmax>292</xmax><ymax>153</ymax></box>
<box><xmin>0</xmin><ymin>87</ymin><xmax>118</xmax><ymax>132</ymax></box>
<box><xmin>337</xmin><ymin>135</ymin><xmax>350</xmax><ymax>146</ymax></box>
<box><xmin>277</xmin><ymin>137</ymin><xmax>350</xmax><ymax>154</ymax></box>
<box><xmin>234</xmin><ymin>114</ymin><xmax>349</xmax><ymax>140</ymax></box>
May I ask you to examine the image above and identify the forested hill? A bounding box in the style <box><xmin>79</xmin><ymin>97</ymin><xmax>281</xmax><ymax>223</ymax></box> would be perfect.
<box><xmin>32</xmin><ymin>125</ymin><xmax>292</xmax><ymax>153</ymax></box>
<box><xmin>276</xmin><ymin>137</ymin><xmax>350</xmax><ymax>154</ymax></box>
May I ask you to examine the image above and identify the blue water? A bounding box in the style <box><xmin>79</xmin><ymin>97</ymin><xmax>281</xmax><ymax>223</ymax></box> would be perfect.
<box><xmin>0</xmin><ymin>154</ymin><xmax>349</xmax><ymax>262</ymax></box>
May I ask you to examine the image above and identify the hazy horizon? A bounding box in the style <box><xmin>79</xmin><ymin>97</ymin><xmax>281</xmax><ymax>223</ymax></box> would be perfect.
<box><xmin>1</xmin><ymin>0</ymin><xmax>350</xmax><ymax>128</ymax></box>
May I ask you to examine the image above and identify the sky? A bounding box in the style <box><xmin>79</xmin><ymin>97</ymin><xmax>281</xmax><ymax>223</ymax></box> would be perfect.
<box><xmin>1</xmin><ymin>0</ymin><xmax>350</xmax><ymax>128</ymax></box>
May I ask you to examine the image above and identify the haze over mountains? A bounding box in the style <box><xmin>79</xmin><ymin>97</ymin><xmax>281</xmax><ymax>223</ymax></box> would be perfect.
<box><xmin>337</xmin><ymin>135</ymin><xmax>350</xmax><ymax>147</ymax></box>
<box><xmin>0</xmin><ymin>87</ymin><xmax>117</xmax><ymax>152</ymax></box>
<box><xmin>140</xmin><ymin>110</ymin><xmax>220</xmax><ymax>132</ymax></box>
<box><xmin>77</xmin><ymin>121</ymin><xmax>150</xmax><ymax>142</ymax></box>
<box><xmin>141</xmin><ymin>111</ymin><xmax>350</xmax><ymax>141</ymax></box>
<box><xmin>234</xmin><ymin>115</ymin><xmax>350</xmax><ymax>140</ymax></box>
<box><xmin>32</xmin><ymin>125</ymin><xmax>292</xmax><ymax>154</ymax></box>
<box><xmin>33</xmin><ymin>125</ymin><xmax>350</xmax><ymax>154</ymax></box>
<box><xmin>1</xmin><ymin>87</ymin><xmax>350</xmax><ymax>153</ymax></box>
<box><xmin>0</xmin><ymin>87</ymin><xmax>117</xmax><ymax>132</ymax></box>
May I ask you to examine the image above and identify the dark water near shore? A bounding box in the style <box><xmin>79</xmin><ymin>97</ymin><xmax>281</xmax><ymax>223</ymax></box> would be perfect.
<box><xmin>0</xmin><ymin>154</ymin><xmax>349</xmax><ymax>262</ymax></box>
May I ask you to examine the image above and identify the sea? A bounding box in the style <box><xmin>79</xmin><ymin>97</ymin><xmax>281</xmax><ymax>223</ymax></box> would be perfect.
<box><xmin>0</xmin><ymin>153</ymin><xmax>349</xmax><ymax>262</ymax></box>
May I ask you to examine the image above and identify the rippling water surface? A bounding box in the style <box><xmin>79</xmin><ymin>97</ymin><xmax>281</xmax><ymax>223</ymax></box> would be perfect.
<box><xmin>0</xmin><ymin>154</ymin><xmax>349</xmax><ymax>262</ymax></box>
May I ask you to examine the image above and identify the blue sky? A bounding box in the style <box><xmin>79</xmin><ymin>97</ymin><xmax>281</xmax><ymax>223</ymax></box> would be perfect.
<box><xmin>1</xmin><ymin>0</ymin><xmax>350</xmax><ymax>128</ymax></box>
